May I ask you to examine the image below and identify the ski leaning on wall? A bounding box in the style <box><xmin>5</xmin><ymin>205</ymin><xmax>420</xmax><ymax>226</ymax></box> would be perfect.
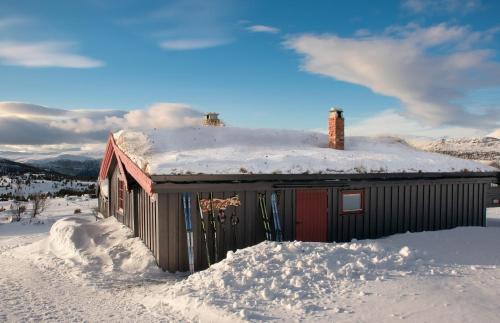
<box><xmin>271</xmin><ymin>192</ymin><xmax>283</xmax><ymax>242</ymax></box>
<box><xmin>209</xmin><ymin>192</ymin><xmax>219</xmax><ymax>262</ymax></box>
<box><xmin>182</xmin><ymin>193</ymin><xmax>195</xmax><ymax>274</ymax></box>
<box><xmin>198</xmin><ymin>194</ymin><xmax>241</xmax><ymax>264</ymax></box>
<box><xmin>230</xmin><ymin>210</ymin><xmax>239</xmax><ymax>251</ymax></box>
<box><xmin>196</xmin><ymin>193</ymin><xmax>212</xmax><ymax>267</ymax></box>
<box><xmin>258</xmin><ymin>193</ymin><xmax>273</xmax><ymax>241</ymax></box>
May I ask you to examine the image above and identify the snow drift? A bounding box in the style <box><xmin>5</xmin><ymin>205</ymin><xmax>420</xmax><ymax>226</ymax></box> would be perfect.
<box><xmin>147</xmin><ymin>222</ymin><xmax>500</xmax><ymax>321</ymax></box>
<box><xmin>166</xmin><ymin>240</ymin><xmax>416</xmax><ymax>302</ymax></box>
<box><xmin>113</xmin><ymin>127</ymin><xmax>496</xmax><ymax>175</ymax></box>
<box><xmin>19</xmin><ymin>216</ymin><xmax>162</xmax><ymax>279</ymax></box>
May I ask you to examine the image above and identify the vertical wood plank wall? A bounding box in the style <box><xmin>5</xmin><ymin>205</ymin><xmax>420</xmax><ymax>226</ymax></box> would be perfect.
<box><xmin>135</xmin><ymin>187</ymin><xmax>159</xmax><ymax>261</ymax></box>
<box><xmin>108</xmin><ymin>167</ymin><xmax>160</xmax><ymax>263</ymax></box>
<box><xmin>156</xmin><ymin>191</ymin><xmax>294</xmax><ymax>272</ymax></box>
<box><xmin>331</xmin><ymin>181</ymin><xmax>488</xmax><ymax>242</ymax></box>
<box><xmin>154</xmin><ymin>179</ymin><xmax>491</xmax><ymax>272</ymax></box>
<box><xmin>107</xmin><ymin>171</ymin><xmax>493</xmax><ymax>272</ymax></box>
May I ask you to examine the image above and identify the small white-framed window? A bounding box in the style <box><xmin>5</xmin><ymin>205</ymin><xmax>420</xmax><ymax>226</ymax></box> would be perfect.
<box><xmin>99</xmin><ymin>178</ymin><xmax>109</xmax><ymax>198</ymax></box>
<box><xmin>340</xmin><ymin>189</ymin><xmax>365</xmax><ymax>215</ymax></box>
<box><xmin>118</xmin><ymin>179</ymin><xmax>124</xmax><ymax>211</ymax></box>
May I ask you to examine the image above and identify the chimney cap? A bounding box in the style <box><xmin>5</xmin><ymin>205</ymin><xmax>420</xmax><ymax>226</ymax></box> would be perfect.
<box><xmin>203</xmin><ymin>112</ymin><xmax>224</xmax><ymax>126</ymax></box>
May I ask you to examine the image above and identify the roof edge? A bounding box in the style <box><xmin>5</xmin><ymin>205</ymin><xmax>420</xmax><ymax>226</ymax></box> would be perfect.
<box><xmin>99</xmin><ymin>133</ymin><xmax>154</xmax><ymax>194</ymax></box>
<box><xmin>151</xmin><ymin>171</ymin><xmax>500</xmax><ymax>184</ymax></box>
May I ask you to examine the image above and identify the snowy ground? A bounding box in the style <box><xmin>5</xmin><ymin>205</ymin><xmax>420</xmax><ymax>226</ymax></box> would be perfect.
<box><xmin>1</xmin><ymin>201</ymin><xmax>500</xmax><ymax>322</ymax></box>
<box><xmin>0</xmin><ymin>175</ymin><xmax>94</xmax><ymax>197</ymax></box>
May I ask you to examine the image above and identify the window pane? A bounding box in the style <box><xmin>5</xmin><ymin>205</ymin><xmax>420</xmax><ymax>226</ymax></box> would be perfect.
<box><xmin>118</xmin><ymin>180</ymin><xmax>124</xmax><ymax>209</ymax></box>
<box><xmin>343</xmin><ymin>193</ymin><xmax>361</xmax><ymax>211</ymax></box>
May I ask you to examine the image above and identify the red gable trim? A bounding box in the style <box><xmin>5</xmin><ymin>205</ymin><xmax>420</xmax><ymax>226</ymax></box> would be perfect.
<box><xmin>98</xmin><ymin>135</ymin><xmax>129</xmax><ymax>191</ymax></box>
<box><xmin>98</xmin><ymin>133</ymin><xmax>154</xmax><ymax>195</ymax></box>
<box><xmin>114</xmin><ymin>148</ymin><xmax>129</xmax><ymax>191</ymax></box>
<box><xmin>98</xmin><ymin>135</ymin><xmax>114</xmax><ymax>181</ymax></box>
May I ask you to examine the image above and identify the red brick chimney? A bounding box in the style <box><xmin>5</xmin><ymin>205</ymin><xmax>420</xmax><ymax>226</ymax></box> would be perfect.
<box><xmin>328</xmin><ymin>107</ymin><xmax>344</xmax><ymax>150</ymax></box>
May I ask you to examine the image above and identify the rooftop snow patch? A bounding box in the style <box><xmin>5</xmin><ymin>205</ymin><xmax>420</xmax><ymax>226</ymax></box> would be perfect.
<box><xmin>113</xmin><ymin>127</ymin><xmax>496</xmax><ymax>175</ymax></box>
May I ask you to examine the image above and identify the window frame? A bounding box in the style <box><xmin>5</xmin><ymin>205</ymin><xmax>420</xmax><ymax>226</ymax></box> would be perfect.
<box><xmin>118</xmin><ymin>179</ymin><xmax>125</xmax><ymax>212</ymax></box>
<box><xmin>339</xmin><ymin>189</ymin><xmax>365</xmax><ymax>215</ymax></box>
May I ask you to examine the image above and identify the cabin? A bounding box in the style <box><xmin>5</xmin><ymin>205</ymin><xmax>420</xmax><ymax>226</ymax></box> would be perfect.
<box><xmin>97</xmin><ymin>108</ymin><xmax>500</xmax><ymax>272</ymax></box>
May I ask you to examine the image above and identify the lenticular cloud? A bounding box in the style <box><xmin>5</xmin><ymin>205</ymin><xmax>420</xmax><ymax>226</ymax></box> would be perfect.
<box><xmin>285</xmin><ymin>23</ymin><xmax>500</xmax><ymax>130</ymax></box>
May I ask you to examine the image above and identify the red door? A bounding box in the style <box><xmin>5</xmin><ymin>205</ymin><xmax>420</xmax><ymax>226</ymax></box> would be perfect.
<box><xmin>295</xmin><ymin>189</ymin><xmax>328</xmax><ymax>242</ymax></box>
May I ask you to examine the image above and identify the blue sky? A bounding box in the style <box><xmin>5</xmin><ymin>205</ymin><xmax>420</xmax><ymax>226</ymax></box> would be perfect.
<box><xmin>0</xmin><ymin>0</ymin><xmax>499</xmax><ymax>148</ymax></box>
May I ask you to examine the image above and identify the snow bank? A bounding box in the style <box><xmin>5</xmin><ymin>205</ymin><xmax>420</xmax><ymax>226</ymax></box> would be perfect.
<box><xmin>20</xmin><ymin>216</ymin><xmax>162</xmax><ymax>279</ymax></box>
<box><xmin>113</xmin><ymin>127</ymin><xmax>496</xmax><ymax>175</ymax></box>
<box><xmin>154</xmin><ymin>240</ymin><xmax>418</xmax><ymax>318</ymax></box>
<box><xmin>148</xmin><ymin>222</ymin><xmax>500</xmax><ymax>321</ymax></box>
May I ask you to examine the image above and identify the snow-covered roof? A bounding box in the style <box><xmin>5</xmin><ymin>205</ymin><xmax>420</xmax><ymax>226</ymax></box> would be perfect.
<box><xmin>113</xmin><ymin>127</ymin><xmax>497</xmax><ymax>176</ymax></box>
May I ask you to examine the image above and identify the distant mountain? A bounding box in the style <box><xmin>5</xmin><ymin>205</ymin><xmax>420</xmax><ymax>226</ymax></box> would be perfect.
<box><xmin>0</xmin><ymin>158</ymin><xmax>42</xmax><ymax>175</ymax></box>
<box><xmin>407</xmin><ymin>136</ymin><xmax>500</xmax><ymax>169</ymax></box>
<box><xmin>26</xmin><ymin>155</ymin><xmax>101</xmax><ymax>179</ymax></box>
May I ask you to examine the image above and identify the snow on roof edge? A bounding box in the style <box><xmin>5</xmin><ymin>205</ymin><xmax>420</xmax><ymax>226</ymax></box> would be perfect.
<box><xmin>112</xmin><ymin>127</ymin><xmax>498</xmax><ymax>176</ymax></box>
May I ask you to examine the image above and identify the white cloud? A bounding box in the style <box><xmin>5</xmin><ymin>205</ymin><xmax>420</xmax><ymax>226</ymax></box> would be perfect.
<box><xmin>0</xmin><ymin>102</ymin><xmax>68</xmax><ymax>118</ymax></box>
<box><xmin>246</xmin><ymin>25</ymin><xmax>280</xmax><ymax>34</ymax></box>
<box><xmin>401</xmin><ymin>0</ymin><xmax>482</xmax><ymax>14</ymax></box>
<box><xmin>0</xmin><ymin>142</ymin><xmax>106</xmax><ymax>161</ymax></box>
<box><xmin>285</xmin><ymin>23</ymin><xmax>500</xmax><ymax>131</ymax></box>
<box><xmin>0</xmin><ymin>101</ymin><xmax>205</xmax><ymax>147</ymax></box>
<box><xmin>160</xmin><ymin>39</ymin><xmax>228</xmax><ymax>50</ymax></box>
<box><xmin>115</xmin><ymin>103</ymin><xmax>204</xmax><ymax>129</ymax></box>
<box><xmin>0</xmin><ymin>102</ymin><xmax>123</xmax><ymax>145</ymax></box>
<box><xmin>0</xmin><ymin>41</ymin><xmax>103</xmax><ymax>68</ymax></box>
<box><xmin>347</xmin><ymin>109</ymin><xmax>488</xmax><ymax>138</ymax></box>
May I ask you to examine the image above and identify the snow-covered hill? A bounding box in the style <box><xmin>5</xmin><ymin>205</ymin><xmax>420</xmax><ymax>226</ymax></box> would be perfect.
<box><xmin>26</xmin><ymin>155</ymin><xmax>101</xmax><ymax>179</ymax></box>
<box><xmin>407</xmin><ymin>136</ymin><xmax>500</xmax><ymax>169</ymax></box>
<box><xmin>0</xmin><ymin>156</ymin><xmax>96</xmax><ymax>199</ymax></box>
<box><xmin>0</xmin><ymin>174</ymin><xmax>95</xmax><ymax>199</ymax></box>
<box><xmin>0</xmin><ymin>158</ymin><xmax>44</xmax><ymax>175</ymax></box>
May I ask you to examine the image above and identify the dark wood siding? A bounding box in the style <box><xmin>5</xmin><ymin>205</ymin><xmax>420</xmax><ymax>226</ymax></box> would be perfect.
<box><xmin>106</xmin><ymin>162</ymin><xmax>160</xmax><ymax>265</ymax></box>
<box><xmin>101</xmin><ymin>165</ymin><xmax>496</xmax><ymax>273</ymax></box>
<box><xmin>330</xmin><ymin>179</ymin><xmax>491</xmax><ymax>242</ymax></box>
<box><xmin>135</xmin><ymin>188</ymin><xmax>158</xmax><ymax>261</ymax></box>
<box><xmin>153</xmin><ymin>178</ymin><xmax>492</xmax><ymax>272</ymax></box>
<box><xmin>156</xmin><ymin>190</ymin><xmax>299</xmax><ymax>272</ymax></box>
